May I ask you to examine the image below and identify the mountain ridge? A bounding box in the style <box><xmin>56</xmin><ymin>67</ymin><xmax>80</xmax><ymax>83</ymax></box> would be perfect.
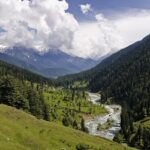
<box><xmin>0</xmin><ymin>47</ymin><xmax>98</xmax><ymax>78</ymax></box>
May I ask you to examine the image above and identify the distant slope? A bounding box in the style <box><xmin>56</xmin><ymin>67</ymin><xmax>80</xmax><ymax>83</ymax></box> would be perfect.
<box><xmin>57</xmin><ymin>40</ymin><xmax>141</xmax><ymax>86</ymax></box>
<box><xmin>0</xmin><ymin>60</ymin><xmax>53</xmax><ymax>85</ymax></box>
<box><xmin>0</xmin><ymin>47</ymin><xmax>98</xmax><ymax>78</ymax></box>
<box><xmin>0</xmin><ymin>104</ymin><xmax>135</xmax><ymax>150</ymax></box>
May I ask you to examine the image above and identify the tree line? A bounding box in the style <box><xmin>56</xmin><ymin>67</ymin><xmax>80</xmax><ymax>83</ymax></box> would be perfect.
<box><xmin>88</xmin><ymin>35</ymin><xmax>150</xmax><ymax>149</ymax></box>
<box><xmin>0</xmin><ymin>60</ymin><xmax>53</xmax><ymax>120</ymax></box>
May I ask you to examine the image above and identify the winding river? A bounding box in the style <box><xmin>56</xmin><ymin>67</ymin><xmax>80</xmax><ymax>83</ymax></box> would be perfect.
<box><xmin>85</xmin><ymin>92</ymin><xmax>121</xmax><ymax>140</ymax></box>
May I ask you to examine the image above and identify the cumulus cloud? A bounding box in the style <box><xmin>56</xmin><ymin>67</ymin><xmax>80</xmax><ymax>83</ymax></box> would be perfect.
<box><xmin>0</xmin><ymin>0</ymin><xmax>78</xmax><ymax>51</ymax></box>
<box><xmin>0</xmin><ymin>0</ymin><xmax>150</xmax><ymax>59</ymax></box>
<box><xmin>80</xmin><ymin>3</ymin><xmax>92</xmax><ymax>14</ymax></box>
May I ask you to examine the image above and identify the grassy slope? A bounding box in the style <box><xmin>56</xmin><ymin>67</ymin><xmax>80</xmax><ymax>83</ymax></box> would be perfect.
<box><xmin>0</xmin><ymin>105</ymin><xmax>136</xmax><ymax>150</ymax></box>
<box><xmin>140</xmin><ymin>117</ymin><xmax>150</xmax><ymax>127</ymax></box>
<box><xmin>44</xmin><ymin>89</ymin><xmax>107</xmax><ymax>122</ymax></box>
<box><xmin>135</xmin><ymin>117</ymin><xmax>150</xmax><ymax>129</ymax></box>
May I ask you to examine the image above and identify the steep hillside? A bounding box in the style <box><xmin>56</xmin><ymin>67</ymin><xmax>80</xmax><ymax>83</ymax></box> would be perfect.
<box><xmin>88</xmin><ymin>34</ymin><xmax>150</xmax><ymax>115</ymax></box>
<box><xmin>0</xmin><ymin>60</ymin><xmax>55</xmax><ymax>121</ymax></box>
<box><xmin>88</xmin><ymin>35</ymin><xmax>150</xmax><ymax>149</ymax></box>
<box><xmin>0</xmin><ymin>104</ymin><xmax>135</xmax><ymax>150</ymax></box>
<box><xmin>0</xmin><ymin>60</ymin><xmax>53</xmax><ymax>85</ymax></box>
<box><xmin>58</xmin><ymin>34</ymin><xmax>150</xmax><ymax>149</ymax></box>
<box><xmin>0</xmin><ymin>59</ymin><xmax>107</xmax><ymax>131</ymax></box>
<box><xmin>0</xmin><ymin>47</ymin><xmax>98</xmax><ymax>77</ymax></box>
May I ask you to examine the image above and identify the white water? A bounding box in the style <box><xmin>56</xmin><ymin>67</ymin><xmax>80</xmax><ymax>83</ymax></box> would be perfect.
<box><xmin>85</xmin><ymin>92</ymin><xmax>121</xmax><ymax>140</ymax></box>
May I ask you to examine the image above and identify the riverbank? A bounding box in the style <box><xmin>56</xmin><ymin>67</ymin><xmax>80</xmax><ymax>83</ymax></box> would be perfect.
<box><xmin>85</xmin><ymin>92</ymin><xmax>121</xmax><ymax>140</ymax></box>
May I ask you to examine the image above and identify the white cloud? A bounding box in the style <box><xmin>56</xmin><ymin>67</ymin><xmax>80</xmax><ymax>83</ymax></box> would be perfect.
<box><xmin>70</xmin><ymin>20</ymin><xmax>124</xmax><ymax>59</ymax></box>
<box><xmin>0</xmin><ymin>0</ymin><xmax>78</xmax><ymax>51</ymax></box>
<box><xmin>68</xmin><ymin>10</ymin><xmax>150</xmax><ymax>59</ymax></box>
<box><xmin>80</xmin><ymin>3</ymin><xmax>92</xmax><ymax>14</ymax></box>
<box><xmin>113</xmin><ymin>9</ymin><xmax>150</xmax><ymax>46</ymax></box>
<box><xmin>0</xmin><ymin>0</ymin><xmax>150</xmax><ymax>60</ymax></box>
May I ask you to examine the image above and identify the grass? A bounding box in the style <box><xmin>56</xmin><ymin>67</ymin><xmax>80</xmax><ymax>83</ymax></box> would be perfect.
<box><xmin>139</xmin><ymin>117</ymin><xmax>150</xmax><ymax>128</ymax></box>
<box><xmin>43</xmin><ymin>88</ymin><xmax>107</xmax><ymax>124</ymax></box>
<box><xmin>72</xmin><ymin>81</ymin><xmax>88</xmax><ymax>88</ymax></box>
<box><xmin>0</xmin><ymin>104</ymin><xmax>136</xmax><ymax>150</ymax></box>
<box><xmin>135</xmin><ymin>117</ymin><xmax>150</xmax><ymax>129</ymax></box>
<box><xmin>97</xmin><ymin>119</ymin><xmax>114</xmax><ymax>131</ymax></box>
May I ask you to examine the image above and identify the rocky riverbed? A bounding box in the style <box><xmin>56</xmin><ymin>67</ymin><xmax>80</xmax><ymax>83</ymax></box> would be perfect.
<box><xmin>85</xmin><ymin>92</ymin><xmax>121</xmax><ymax>140</ymax></box>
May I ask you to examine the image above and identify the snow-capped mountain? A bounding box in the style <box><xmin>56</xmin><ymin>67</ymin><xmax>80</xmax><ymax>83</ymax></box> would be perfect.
<box><xmin>0</xmin><ymin>47</ymin><xmax>98</xmax><ymax>78</ymax></box>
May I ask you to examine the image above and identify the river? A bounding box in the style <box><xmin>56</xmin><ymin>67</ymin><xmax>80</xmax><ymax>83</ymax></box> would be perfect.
<box><xmin>85</xmin><ymin>92</ymin><xmax>121</xmax><ymax>140</ymax></box>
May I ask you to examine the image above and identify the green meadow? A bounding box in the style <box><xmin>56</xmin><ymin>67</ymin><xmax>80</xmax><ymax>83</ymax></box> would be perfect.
<box><xmin>0</xmin><ymin>104</ymin><xmax>136</xmax><ymax>150</ymax></box>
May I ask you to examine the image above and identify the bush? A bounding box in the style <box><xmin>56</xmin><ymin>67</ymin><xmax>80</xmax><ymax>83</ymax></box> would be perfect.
<box><xmin>76</xmin><ymin>143</ymin><xmax>90</xmax><ymax>150</ymax></box>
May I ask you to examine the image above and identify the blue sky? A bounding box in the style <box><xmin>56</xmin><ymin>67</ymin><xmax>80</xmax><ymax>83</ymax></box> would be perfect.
<box><xmin>67</xmin><ymin>0</ymin><xmax>150</xmax><ymax>19</ymax></box>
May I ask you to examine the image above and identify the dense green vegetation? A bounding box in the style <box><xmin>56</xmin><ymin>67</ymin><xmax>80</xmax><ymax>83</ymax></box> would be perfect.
<box><xmin>0</xmin><ymin>104</ymin><xmax>136</xmax><ymax>150</ymax></box>
<box><xmin>59</xmin><ymin>35</ymin><xmax>150</xmax><ymax>149</ymax></box>
<box><xmin>1</xmin><ymin>33</ymin><xmax>150</xmax><ymax>149</ymax></box>
<box><xmin>0</xmin><ymin>76</ymin><xmax>46</xmax><ymax>118</ymax></box>
<box><xmin>89</xmin><ymin>35</ymin><xmax>150</xmax><ymax>149</ymax></box>
<box><xmin>114</xmin><ymin>117</ymin><xmax>150</xmax><ymax>149</ymax></box>
<box><xmin>0</xmin><ymin>60</ymin><xmax>54</xmax><ymax>85</ymax></box>
<box><xmin>129</xmin><ymin>117</ymin><xmax>150</xmax><ymax>149</ymax></box>
<box><xmin>0</xmin><ymin>59</ymin><xmax>107</xmax><ymax>134</ymax></box>
<box><xmin>43</xmin><ymin>88</ymin><xmax>106</xmax><ymax>130</ymax></box>
<box><xmin>88</xmin><ymin>35</ymin><xmax>150</xmax><ymax>149</ymax></box>
<box><xmin>0</xmin><ymin>60</ymin><xmax>54</xmax><ymax>120</ymax></box>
